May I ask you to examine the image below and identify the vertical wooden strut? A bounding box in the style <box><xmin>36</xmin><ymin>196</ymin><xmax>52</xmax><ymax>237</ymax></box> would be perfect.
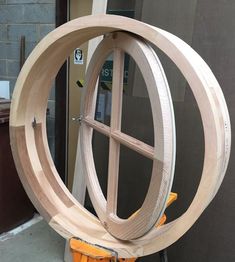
<box><xmin>107</xmin><ymin>49</ymin><xmax>125</xmax><ymax>217</ymax></box>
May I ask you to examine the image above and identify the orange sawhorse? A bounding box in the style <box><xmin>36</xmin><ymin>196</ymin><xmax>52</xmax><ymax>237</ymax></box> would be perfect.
<box><xmin>70</xmin><ymin>193</ymin><xmax>177</xmax><ymax>262</ymax></box>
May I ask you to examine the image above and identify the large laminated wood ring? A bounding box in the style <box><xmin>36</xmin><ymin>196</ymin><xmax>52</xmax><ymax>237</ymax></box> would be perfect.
<box><xmin>10</xmin><ymin>14</ymin><xmax>231</xmax><ymax>258</ymax></box>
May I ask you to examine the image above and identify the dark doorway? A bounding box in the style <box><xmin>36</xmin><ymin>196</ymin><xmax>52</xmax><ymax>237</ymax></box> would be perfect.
<box><xmin>55</xmin><ymin>0</ymin><xmax>68</xmax><ymax>183</ymax></box>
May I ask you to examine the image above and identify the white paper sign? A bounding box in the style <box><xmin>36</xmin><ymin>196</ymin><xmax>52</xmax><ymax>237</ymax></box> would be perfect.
<box><xmin>74</xmin><ymin>48</ymin><xmax>84</xmax><ymax>65</ymax></box>
<box><xmin>0</xmin><ymin>81</ymin><xmax>10</xmax><ymax>99</ymax></box>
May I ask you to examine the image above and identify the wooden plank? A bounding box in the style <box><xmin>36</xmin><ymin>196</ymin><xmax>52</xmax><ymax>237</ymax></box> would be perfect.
<box><xmin>111</xmin><ymin>131</ymin><xmax>154</xmax><ymax>160</ymax></box>
<box><xmin>83</xmin><ymin>117</ymin><xmax>110</xmax><ymax>137</ymax></box>
<box><xmin>106</xmin><ymin>49</ymin><xmax>125</xmax><ymax>216</ymax></box>
<box><xmin>67</xmin><ymin>0</ymin><xmax>93</xmax><ymax>191</ymax></box>
<box><xmin>83</xmin><ymin>117</ymin><xmax>154</xmax><ymax>159</ymax></box>
<box><xmin>64</xmin><ymin>2</ymin><xmax>108</xmax><ymax>262</ymax></box>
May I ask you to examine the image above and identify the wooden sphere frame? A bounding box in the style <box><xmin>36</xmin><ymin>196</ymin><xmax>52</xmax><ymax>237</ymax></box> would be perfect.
<box><xmin>10</xmin><ymin>15</ymin><xmax>231</xmax><ymax>258</ymax></box>
<box><xmin>80</xmin><ymin>32</ymin><xmax>175</xmax><ymax>240</ymax></box>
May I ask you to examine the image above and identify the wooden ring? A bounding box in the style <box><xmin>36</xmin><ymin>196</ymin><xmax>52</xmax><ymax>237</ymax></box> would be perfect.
<box><xmin>10</xmin><ymin>15</ymin><xmax>231</xmax><ymax>257</ymax></box>
<box><xmin>80</xmin><ymin>32</ymin><xmax>175</xmax><ymax>240</ymax></box>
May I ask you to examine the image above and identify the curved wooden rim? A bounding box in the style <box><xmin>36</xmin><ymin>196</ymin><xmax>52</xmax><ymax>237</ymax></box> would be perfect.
<box><xmin>80</xmin><ymin>32</ymin><xmax>175</xmax><ymax>240</ymax></box>
<box><xmin>10</xmin><ymin>15</ymin><xmax>231</xmax><ymax>257</ymax></box>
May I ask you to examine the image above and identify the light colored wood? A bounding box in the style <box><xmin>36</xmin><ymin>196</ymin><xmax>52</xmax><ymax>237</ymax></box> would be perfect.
<box><xmin>111</xmin><ymin>131</ymin><xmax>154</xmax><ymax>160</ymax></box>
<box><xmin>83</xmin><ymin>118</ymin><xmax>154</xmax><ymax>159</ymax></box>
<box><xmin>83</xmin><ymin>117</ymin><xmax>110</xmax><ymax>136</ymax></box>
<box><xmin>68</xmin><ymin>0</ymin><xmax>93</xmax><ymax>191</ymax></box>
<box><xmin>80</xmin><ymin>32</ymin><xmax>175</xmax><ymax>240</ymax></box>
<box><xmin>65</xmin><ymin>2</ymin><xmax>108</xmax><ymax>261</ymax></box>
<box><xmin>10</xmin><ymin>14</ymin><xmax>231</xmax><ymax>258</ymax></box>
<box><xmin>71</xmin><ymin>0</ymin><xmax>108</xmax><ymax>205</ymax></box>
<box><xmin>106</xmin><ymin>49</ymin><xmax>125</xmax><ymax>216</ymax></box>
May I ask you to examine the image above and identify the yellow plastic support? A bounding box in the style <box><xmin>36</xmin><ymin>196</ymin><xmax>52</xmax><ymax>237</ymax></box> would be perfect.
<box><xmin>70</xmin><ymin>192</ymin><xmax>177</xmax><ymax>262</ymax></box>
<box><xmin>157</xmin><ymin>192</ymin><xmax>177</xmax><ymax>227</ymax></box>
<box><xmin>70</xmin><ymin>237</ymin><xmax>136</xmax><ymax>262</ymax></box>
<box><xmin>70</xmin><ymin>238</ymin><xmax>117</xmax><ymax>262</ymax></box>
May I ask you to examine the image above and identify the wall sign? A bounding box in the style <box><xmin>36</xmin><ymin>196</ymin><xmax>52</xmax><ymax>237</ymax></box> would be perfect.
<box><xmin>74</xmin><ymin>48</ymin><xmax>84</xmax><ymax>65</ymax></box>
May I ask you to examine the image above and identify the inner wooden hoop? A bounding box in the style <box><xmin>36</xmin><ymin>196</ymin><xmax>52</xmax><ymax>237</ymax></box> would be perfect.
<box><xmin>10</xmin><ymin>15</ymin><xmax>231</xmax><ymax>258</ymax></box>
<box><xmin>80</xmin><ymin>32</ymin><xmax>175</xmax><ymax>240</ymax></box>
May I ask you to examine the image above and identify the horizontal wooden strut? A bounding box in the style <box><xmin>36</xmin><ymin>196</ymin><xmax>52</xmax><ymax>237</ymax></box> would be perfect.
<box><xmin>83</xmin><ymin>117</ymin><xmax>110</xmax><ymax>136</ymax></box>
<box><xmin>83</xmin><ymin>117</ymin><xmax>154</xmax><ymax>159</ymax></box>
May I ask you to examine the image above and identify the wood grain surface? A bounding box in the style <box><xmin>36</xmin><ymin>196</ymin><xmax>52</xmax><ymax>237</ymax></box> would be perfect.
<box><xmin>10</xmin><ymin>15</ymin><xmax>231</xmax><ymax>258</ymax></box>
<box><xmin>80</xmin><ymin>32</ymin><xmax>175</xmax><ymax>240</ymax></box>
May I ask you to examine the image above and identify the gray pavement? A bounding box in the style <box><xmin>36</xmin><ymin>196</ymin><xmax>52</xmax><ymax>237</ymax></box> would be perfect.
<box><xmin>0</xmin><ymin>219</ymin><xmax>65</xmax><ymax>262</ymax></box>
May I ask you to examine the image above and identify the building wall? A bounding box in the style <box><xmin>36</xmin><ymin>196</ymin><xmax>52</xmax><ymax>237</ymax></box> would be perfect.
<box><xmin>0</xmin><ymin>0</ymin><xmax>56</xmax><ymax>157</ymax></box>
<box><xmin>0</xmin><ymin>0</ymin><xmax>55</xmax><ymax>93</ymax></box>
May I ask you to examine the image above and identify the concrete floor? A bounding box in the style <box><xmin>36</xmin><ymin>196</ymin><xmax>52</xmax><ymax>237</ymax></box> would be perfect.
<box><xmin>0</xmin><ymin>218</ymin><xmax>65</xmax><ymax>262</ymax></box>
